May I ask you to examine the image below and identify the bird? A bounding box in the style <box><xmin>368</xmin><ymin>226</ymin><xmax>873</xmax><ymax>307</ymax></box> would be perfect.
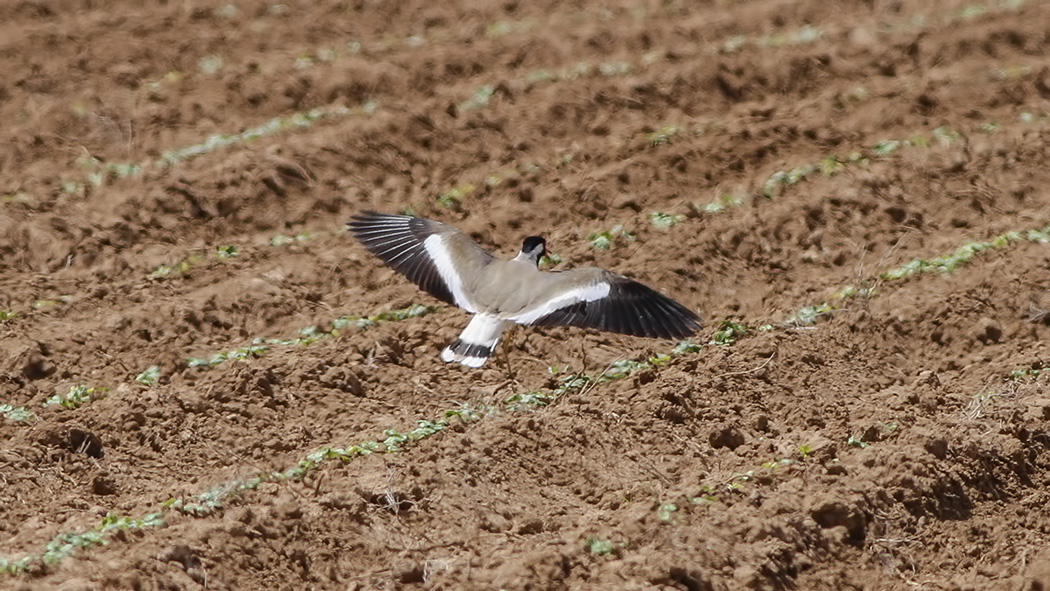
<box><xmin>347</xmin><ymin>211</ymin><xmax>702</xmax><ymax>368</ymax></box>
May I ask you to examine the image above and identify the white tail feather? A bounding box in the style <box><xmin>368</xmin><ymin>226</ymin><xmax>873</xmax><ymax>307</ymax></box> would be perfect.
<box><xmin>441</xmin><ymin>314</ymin><xmax>510</xmax><ymax>368</ymax></box>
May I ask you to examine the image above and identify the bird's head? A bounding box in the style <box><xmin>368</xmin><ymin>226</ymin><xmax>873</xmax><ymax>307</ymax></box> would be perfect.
<box><xmin>517</xmin><ymin>236</ymin><xmax>547</xmax><ymax>266</ymax></box>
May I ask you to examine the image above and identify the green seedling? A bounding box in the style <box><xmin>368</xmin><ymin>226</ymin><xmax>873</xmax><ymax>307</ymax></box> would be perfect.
<box><xmin>585</xmin><ymin>538</ymin><xmax>615</xmax><ymax>556</ymax></box>
<box><xmin>135</xmin><ymin>366</ymin><xmax>161</xmax><ymax>386</ymax></box>
<box><xmin>761</xmin><ymin>165</ymin><xmax>816</xmax><ymax>198</ymax></box>
<box><xmin>649</xmin><ymin>211</ymin><xmax>685</xmax><ymax>229</ymax></box>
<box><xmin>45</xmin><ymin>385</ymin><xmax>106</xmax><ymax>410</ymax></box>
<box><xmin>0</xmin><ymin>310</ymin><xmax>16</xmax><ymax>322</ymax></box>
<box><xmin>820</xmin><ymin>155</ymin><xmax>844</xmax><ymax>176</ymax></box>
<box><xmin>270</xmin><ymin>231</ymin><xmax>312</xmax><ymax>246</ymax></box>
<box><xmin>709</xmin><ymin>320</ymin><xmax>749</xmax><ymax>346</ymax></box>
<box><xmin>647</xmin><ymin>125</ymin><xmax>681</xmax><ymax>147</ymax></box>
<box><xmin>871</xmin><ymin>139</ymin><xmax>903</xmax><ymax>156</ymax></box>
<box><xmin>382</xmin><ymin>420</ymin><xmax>447</xmax><ymax>452</ymax></box>
<box><xmin>436</xmin><ymin>184</ymin><xmax>475</xmax><ymax>208</ymax></box>
<box><xmin>459</xmin><ymin>86</ymin><xmax>494</xmax><ymax>112</ymax></box>
<box><xmin>672</xmin><ymin>339</ymin><xmax>702</xmax><ymax>355</ymax></box>
<box><xmin>552</xmin><ymin>373</ymin><xmax>592</xmax><ymax>396</ymax></box>
<box><xmin>0</xmin><ymin>512</ymin><xmax>165</xmax><ymax>573</ymax></box>
<box><xmin>697</xmin><ymin>194</ymin><xmax>743</xmax><ymax>214</ymax></box>
<box><xmin>587</xmin><ymin>225</ymin><xmax>635</xmax><ymax>250</ymax></box>
<box><xmin>505</xmin><ymin>390</ymin><xmax>556</xmax><ymax>411</ymax></box>
<box><xmin>760</xmin><ymin>458</ymin><xmax>795</xmax><ymax>470</ymax></box>
<box><xmin>445</xmin><ymin>404</ymin><xmax>484</xmax><ymax>423</ymax></box>
<box><xmin>657</xmin><ymin>502</ymin><xmax>679</xmax><ymax>522</ymax></box>
<box><xmin>216</xmin><ymin>245</ymin><xmax>238</xmax><ymax>259</ymax></box>
<box><xmin>797</xmin><ymin>444</ymin><xmax>813</xmax><ymax>459</ymax></box>
<box><xmin>847</xmin><ymin>435</ymin><xmax>869</xmax><ymax>449</ymax></box>
<box><xmin>148</xmin><ymin>255</ymin><xmax>202</xmax><ymax>279</ymax></box>
<box><xmin>539</xmin><ymin>252</ymin><xmax>562</xmax><ymax>268</ymax></box>
<box><xmin>1009</xmin><ymin>367</ymin><xmax>1044</xmax><ymax>380</ymax></box>
<box><xmin>0</xmin><ymin>404</ymin><xmax>35</xmax><ymax>422</ymax></box>
<box><xmin>692</xmin><ymin>485</ymin><xmax>719</xmax><ymax>504</ymax></box>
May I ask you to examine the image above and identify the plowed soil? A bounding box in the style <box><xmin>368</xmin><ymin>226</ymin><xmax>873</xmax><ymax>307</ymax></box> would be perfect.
<box><xmin>2</xmin><ymin>1</ymin><xmax>1050</xmax><ymax>589</ymax></box>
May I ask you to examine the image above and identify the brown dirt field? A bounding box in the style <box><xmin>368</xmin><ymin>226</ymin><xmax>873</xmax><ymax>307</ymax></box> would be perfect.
<box><xmin>2</xmin><ymin>0</ymin><xmax>1050</xmax><ymax>589</ymax></box>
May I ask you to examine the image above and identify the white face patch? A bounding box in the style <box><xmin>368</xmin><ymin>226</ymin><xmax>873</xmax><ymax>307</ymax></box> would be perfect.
<box><xmin>424</xmin><ymin>234</ymin><xmax>477</xmax><ymax>312</ymax></box>
<box><xmin>509</xmin><ymin>281</ymin><xmax>612</xmax><ymax>325</ymax></box>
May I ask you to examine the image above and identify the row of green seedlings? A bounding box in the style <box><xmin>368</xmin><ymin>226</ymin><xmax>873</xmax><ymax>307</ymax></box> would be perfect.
<box><xmin>0</xmin><ymin>385</ymin><xmax>106</xmax><ymax>422</ymax></box>
<box><xmin>3</xmin><ymin>218</ymin><xmax>1044</xmax><ymax>571</ymax></box>
<box><xmin>584</xmin><ymin>431</ymin><xmax>881</xmax><ymax>555</ymax></box>
<box><xmin>9</xmin><ymin>353</ymin><xmax>1039</xmax><ymax>572</ymax></box>
<box><xmin>147</xmin><ymin>244</ymin><xmax>239</xmax><ymax>280</ymax></box>
<box><xmin>4</xmin><ymin>305</ymin><xmax>434</xmax><ymax>421</ymax></box>
<box><xmin>54</xmin><ymin>103</ymin><xmax>375</xmax><ymax>201</ymax></box>
<box><xmin>466</xmin><ymin>0</ymin><xmax>1033</xmax><ymax>111</ymax></box>
<box><xmin>35</xmin><ymin>0</ymin><xmax>1026</xmax><ymax>207</ymax></box>
<box><xmin>716</xmin><ymin>0</ymin><xmax>1030</xmax><ymax>57</ymax></box>
<box><xmin>182</xmin><ymin>303</ymin><xmax>430</xmax><ymax>370</ymax></box>
<box><xmin>586</xmin><ymin>128</ymin><xmax>959</xmax><ymax>249</ymax></box>
<box><xmin>635</xmin><ymin>361</ymin><xmax>1049</xmax><ymax>536</ymax></box>
<box><xmin>590</xmin><ymin>360</ymin><xmax>1050</xmax><ymax>551</ymax></box>
<box><xmin>785</xmin><ymin>223</ymin><xmax>1050</xmax><ymax>326</ymax></box>
<box><xmin>147</xmin><ymin>228</ymin><xmax>343</xmax><ymax>287</ymax></box>
<box><xmin>623</xmin><ymin>111</ymin><xmax>1044</xmax><ymax>238</ymax></box>
<box><xmin>0</xmin><ymin>297</ymin><xmax>77</xmax><ymax>327</ymax></box>
<box><xmin>436</xmin><ymin>109</ymin><xmax>1030</xmax><ymax>253</ymax></box>
<box><xmin>0</xmin><ymin>514</ymin><xmax>163</xmax><ymax>575</ymax></box>
<box><xmin>580</xmin><ymin>432</ymin><xmax>883</xmax><ymax>554</ymax></box>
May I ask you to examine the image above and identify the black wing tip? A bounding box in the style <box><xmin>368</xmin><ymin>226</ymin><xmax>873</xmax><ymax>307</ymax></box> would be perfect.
<box><xmin>610</xmin><ymin>277</ymin><xmax>702</xmax><ymax>339</ymax></box>
<box><xmin>348</xmin><ymin>210</ymin><xmax>398</xmax><ymax>227</ymax></box>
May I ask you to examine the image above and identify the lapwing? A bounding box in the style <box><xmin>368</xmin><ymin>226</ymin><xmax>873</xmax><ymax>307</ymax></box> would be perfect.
<box><xmin>348</xmin><ymin>211</ymin><xmax>701</xmax><ymax>368</ymax></box>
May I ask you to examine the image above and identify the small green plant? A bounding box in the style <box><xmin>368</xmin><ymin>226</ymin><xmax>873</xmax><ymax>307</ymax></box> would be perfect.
<box><xmin>539</xmin><ymin>252</ymin><xmax>562</xmax><ymax>268</ymax></box>
<box><xmin>672</xmin><ymin>339</ymin><xmax>702</xmax><ymax>355</ymax></box>
<box><xmin>1009</xmin><ymin>367</ymin><xmax>1044</xmax><ymax>380</ymax></box>
<box><xmin>847</xmin><ymin>435</ymin><xmax>869</xmax><ymax>449</ymax></box>
<box><xmin>649</xmin><ymin>211</ymin><xmax>685</xmax><ymax>229</ymax></box>
<box><xmin>1</xmin><ymin>403</ymin><xmax>35</xmax><ymax>422</ymax></box>
<box><xmin>587</xmin><ymin>225</ymin><xmax>634</xmax><ymax>250</ymax></box>
<box><xmin>709</xmin><ymin>320</ymin><xmax>749</xmax><ymax>346</ymax></box>
<box><xmin>505</xmin><ymin>390</ymin><xmax>555</xmax><ymax>411</ymax></box>
<box><xmin>871</xmin><ymin>139</ymin><xmax>902</xmax><ymax>156</ymax></box>
<box><xmin>761</xmin><ymin>164</ymin><xmax>816</xmax><ymax>198</ymax></box>
<box><xmin>657</xmin><ymin>502</ymin><xmax>678</xmax><ymax>522</ymax></box>
<box><xmin>692</xmin><ymin>485</ymin><xmax>719</xmax><ymax>504</ymax></box>
<box><xmin>459</xmin><ymin>86</ymin><xmax>494</xmax><ymax>111</ymax></box>
<box><xmin>820</xmin><ymin>155</ymin><xmax>844</xmax><ymax>176</ymax></box>
<box><xmin>797</xmin><ymin>444</ymin><xmax>813</xmax><ymax>459</ymax></box>
<box><xmin>269</xmin><ymin>231</ymin><xmax>311</xmax><ymax>246</ymax></box>
<box><xmin>135</xmin><ymin>366</ymin><xmax>161</xmax><ymax>386</ymax></box>
<box><xmin>45</xmin><ymin>385</ymin><xmax>105</xmax><ymax>409</ymax></box>
<box><xmin>216</xmin><ymin>245</ymin><xmax>238</xmax><ymax>259</ymax></box>
<box><xmin>0</xmin><ymin>310</ymin><xmax>16</xmax><ymax>323</ymax></box>
<box><xmin>584</xmin><ymin>538</ymin><xmax>615</xmax><ymax>556</ymax></box>
<box><xmin>436</xmin><ymin>184</ymin><xmax>475</xmax><ymax>208</ymax></box>
<box><xmin>647</xmin><ymin>125</ymin><xmax>681</xmax><ymax>146</ymax></box>
<box><xmin>697</xmin><ymin>194</ymin><xmax>743</xmax><ymax>214</ymax></box>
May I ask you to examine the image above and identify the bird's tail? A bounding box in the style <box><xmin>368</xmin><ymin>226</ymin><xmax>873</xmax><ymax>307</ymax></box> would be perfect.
<box><xmin>441</xmin><ymin>314</ymin><xmax>510</xmax><ymax>368</ymax></box>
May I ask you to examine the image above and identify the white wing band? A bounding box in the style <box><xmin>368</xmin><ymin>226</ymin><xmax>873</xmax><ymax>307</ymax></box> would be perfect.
<box><xmin>509</xmin><ymin>281</ymin><xmax>611</xmax><ymax>325</ymax></box>
<box><xmin>423</xmin><ymin>234</ymin><xmax>477</xmax><ymax>312</ymax></box>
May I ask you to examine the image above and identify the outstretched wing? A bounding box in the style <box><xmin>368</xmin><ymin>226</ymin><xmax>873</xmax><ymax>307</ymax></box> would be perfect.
<box><xmin>506</xmin><ymin>269</ymin><xmax>701</xmax><ymax>339</ymax></box>
<box><xmin>348</xmin><ymin>211</ymin><xmax>494</xmax><ymax>312</ymax></box>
